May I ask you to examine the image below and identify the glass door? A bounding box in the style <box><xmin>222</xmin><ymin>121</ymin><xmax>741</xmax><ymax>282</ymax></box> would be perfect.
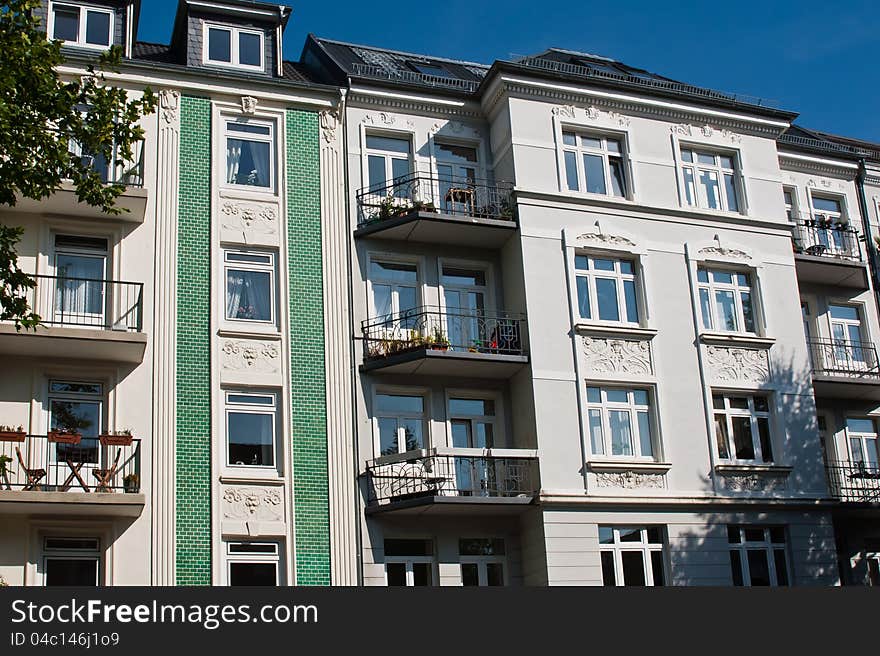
<box><xmin>53</xmin><ymin>236</ymin><xmax>108</xmax><ymax>328</ymax></box>
<box><xmin>449</xmin><ymin>397</ymin><xmax>496</xmax><ymax>496</ymax></box>
<box><xmin>47</xmin><ymin>381</ymin><xmax>103</xmax><ymax>490</ymax></box>
<box><xmin>365</xmin><ymin>134</ymin><xmax>412</xmax><ymax>199</ymax></box>
<box><xmin>440</xmin><ymin>266</ymin><xmax>487</xmax><ymax>351</ymax></box>
<box><xmin>829</xmin><ymin>305</ymin><xmax>866</xmax><ymax>371</ymax></box>
<box><xmin>435</xmin><ymin>142</ymin><xmax>478</xmax><ymax>215</ymax></box>
<box><xmin>369</xmin><ymin>261</ymin><xmax>420</xmax><ymax>341</ymax></box>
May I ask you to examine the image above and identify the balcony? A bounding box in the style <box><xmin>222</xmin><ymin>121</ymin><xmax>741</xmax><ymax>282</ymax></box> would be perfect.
<box><xmin>808</xmin><ymin>339</ymin><xmax>880</xmax><ymax>400</ymax></box>
<box><xmin>0</xmin><ymin>275</ymin><xmax>146</xmax><ymax>363</ymax></box>
<box><xmin>826</xmin><ymin>461</ymin><xmax>880</xmax><ymax>504</ymax></box>
<box><xmin>791</xmin><ymin>220</ymin><xmax>869</xmax><ymax>289</ymax></box>
<box><xmin>354</xmin><ymin>173</ymin><xmax>516</xmax><ymax>247</ymax></box>
<box><xmin>12</xmin><ymin>141</ymin><xmax>148</xmax><ymax>222</ymax></box>
<box><xmin>361</xmin><ymin>306</ymin><xmax>528</xmax><ymax>378</ymax></box>
<box><xmin>0</xmin><ymin>434</ymin><xmax>144</xmax><ymax>517</ymax></box>
<box><xmin>364</xmin><ymin>449</ymin><xmax>540</xmax><ymax>515</ymax></box>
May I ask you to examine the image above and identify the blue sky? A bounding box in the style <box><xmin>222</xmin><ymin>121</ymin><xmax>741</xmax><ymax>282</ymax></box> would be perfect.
<box><xmin>137</xmin><ymin>0</ymin><xmax>880</xmax><ymax>142</ymax></box>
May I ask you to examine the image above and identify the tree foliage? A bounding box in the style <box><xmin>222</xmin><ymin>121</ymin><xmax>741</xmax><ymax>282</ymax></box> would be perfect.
<box><xmin>0</xmin><ymin>0</ymin><xmax>156</xmax><ymax>329</ymax></box>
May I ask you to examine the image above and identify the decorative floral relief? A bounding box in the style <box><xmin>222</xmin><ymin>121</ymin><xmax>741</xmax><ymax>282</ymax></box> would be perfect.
<box><xmin>159</xmin><ymin>89</ymin><xmax>180</xmax><ymax>124</ymax></box>
<box><xmin>320</xmin><ymin>109</ymin><xmax>338</xmax><ymax>143</ymax></box>
<box><xmin>723</xmin><ymin>473</ymin><xmax>786</xmax><ymax>493</ymax></box>
<box><xmin>706</xmin><ymin>346</ymin><xmax>770</xmax><ymax>383</ymax></box>
<box><xmin>552</xmin><ymin>104</ymin><xmax>578</xmax><ymax>118</ymax></box>
<box><xmin>697</xmin><ymin>245</ymin><xmax>750</xmax><ymax>260</ymax></box>
<box><xmin>671</xmin><ymin>123</ymin><xmax>693</xmax><ymax>136</ymax></box>
<box><xmin>701</xmin><ymin>125</ymin><xmax>714</xmax><ymax>137</ymax></box>
<box><xmin>594</xmin><ymin>471</ymin><xmax>665</xmax><ymax>489</ymax></box>
<box><xmin>222</xmin><ymin>487</ymin><xmax>283</xmax><ymax>520</ymax></box>
<box><xmin>220</xmin><ymin>202</ymin><xmax>278</xmax><ymax>237</ymax></box>
<box><xmin>240</xmin><ymin>96</ymin><xmax>258</xmax><ymax>114</ymax></box>
<box><xmin>582</xmin><ymin>337</ymin><xmax>653</xmax><ymax>375</ymax></box>
<box><xmin>577</xmin><ymin>232</ymin><xmax>637</xmax><ymax>248</ymax></box>
<box><xmin>221</xmin><ymin>340</ymin><xmax>281</xmax><ymax>374</ymax></box>
<box><xmin>721</xmin><ymin>129</ymin><xmax>742</xmax><ymax>144</ymax></box>
<box><xmin>585</xmin><ymin>106</ymin><xmax>601</xmax><ymax>120</ymax></box>
<box><xmin>607</xmin><ymin>111</ymin><xmax>630</xmax><ymax>127</ymax></box>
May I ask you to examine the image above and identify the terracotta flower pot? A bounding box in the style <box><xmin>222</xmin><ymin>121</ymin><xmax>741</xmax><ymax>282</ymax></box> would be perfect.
<box><xmin>0</xmin><ymin>431</ymin><xmax>26</xmax><ymax>443</ymax></box>
<box><xmin>100</xmin><ymin>434</ymin><xmax>134</xmax><ymax>446</ymax></box>
<box><xmin>47</xmin><ymin>431</ymin><xmax>82</xmax><ymax>444</ymax></box>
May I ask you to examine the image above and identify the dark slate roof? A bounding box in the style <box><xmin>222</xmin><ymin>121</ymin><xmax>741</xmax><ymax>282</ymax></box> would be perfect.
<box><xmin>131</xmin><ymin>41</ymin><xmax>176</xmax><ymax>64</ymax></box>
<box><xmin>280</xmin><ymin>60</ymin><xmax>313</xmax><ymax>84</ymax></box>
<box><xmin>307</xmin><ymin>35</ymin><xmax>488</xmax><ymax>94</ymax></box>
<box><xmin>778</xmin><ymin>125</ymin><xmax>880</xmax><ymax>161</ymax></box>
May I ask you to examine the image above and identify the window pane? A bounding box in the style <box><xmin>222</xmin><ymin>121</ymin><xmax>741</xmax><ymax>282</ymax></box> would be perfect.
<box><xmin>727</xmin><ymin>526</ymin><xmax>741</xmax><ymax>543</ymax></box>
<box><xmin>366</xmin><ymin>135</ymin><xmax>410</xmax><ymax>153</ymax></box>
<box><xmin>461</xmin><ymin>563</ymin><xmax>479</xmax><ymax>586</ymax></box>
<box><xmin>239</xmin><ymin>32</ymin><xmax>262</xmax><ymax>67</ymax></box>
<box><xmin>741</xmin><ymin>291</ymin><xmax>755</xmax><ymax>332</ymax></box>
<box><xmin>621</xmin><ymin>552</ymin><xmax>647</xmax><ymax>586</ymax></box>
<box><xmin>812</xmin><ymin>197</ymin><xmax>842</xmax><ymax>213</ymax></box>
<box><xmin>829</xmin><ymin>305</ymin><xmax>859</xmax><ymax>321</ymax></box>
<box><xmin>637</xmin><ymin>411</ymin><xmax>653</xmax><ymax>457</ymax></box>
<box><xmin>747</xmin><ymin>550</ymin><xmax>771</xmax><ymax>586</ymax></box>
<box><xmin>226</xmin><ymin>269</ymin><xmax>272</xmax><ymax>321</ymax></box>
<box><xmin>400</xmin><ymin>420</ymin><xmax>423</xmax><ymax>451</ymax></box>
<box><xmin>847</xmin><ymin>418</ymin><xmax>875</xmax><ymax>434</ymax></box>
<box><xmin>607</xmin><ymin>139</ymin><xmax>622</xmax><ymax>154</ymax></box>
<box><xmin>731</xmin><ymin>417</ymin><xmax>755</xmax><ymax>460</ymax></box>
<box><xmin>697</xmin><ymin>268</ymin><xmax>709</xmax><ymax>283</ymax></box>
<box><xmin>724</xmin><ymin>173</ymin><xmax>739</xmax><ymax>211</ymax></box>
<box><xmin>450</xmin><ymin>419</ymin><xmax>471</xmax><ymax>449</ymax></box>
<box><xmin>599</xmin><ymin>527</ymin><xmax>615</xmax><ymax>544</ymax></box>
<box><xmin>729</xmin><ymin>397</ymin><xmax>749</xmax><ymax>410</ymax></box>
<box><xmin>227</xmin><ymin>411</ymin><xmax>274</xmax><ymax>466</ymax></box>
<box><xmin>562</xmin><ymin>132</ymin><xmax>576</xmax><ymax>146</ymax></box>
<box><xmin>53</xmin><ymin>6</ymin><xmax>80</xmax><ymax>41</ymax></box>
<box><xmin>744</xmin><ymin>528</ymin><xmax>765</xmax><ymax>542</ymax></box>
<box><xmin>773</xmin><ymin>549</ymin><xmax>788</xmax><ymax>586</ymax></box>
<box><xmin>45</xmin><ymin>559</ymin><xmax>98</xmax><ymax>586</ymax></box>
<box><xmin>581</xmin><ymin>136</ymin><xmax>602</xmax><ymax>149</ymax></box>
<box><xmin>700</xmin><ymin>170</ymin><xmax>720</xmax><ymax>209</ymax></box>
<box><xmin>385</xmin><ymin>539</ymin><xmax>433</xmax><ymax>557</ymax></box>
<box><xmin>619</xmin><ymin>261</ymin><xmax>634</xmax><ymax>275</ymax></box>
<box><xmin>699</xmin><ymin>288</ymin><xmax>713</xmax><ymax>330</ymax></box>
<box><xmin>576</xmin><ymin>276</ymin><xmax>591</xmax><ymax>319</ymax></box>
<box><xmin>610</xmin><ymin>410</ymin><xmax>633</xmax><ymax>456</ymax></box>
<box><xmin>650</xmin><ymin>551</ymin><xmax>665</xmax><ymax>586</ymax></box>
<box><xmin>564</xmin><ymin>151</ymin><xmax>579</xmax><ymax>191</ymax></box>
<box><xmin>729</xmin><ymin>551</ymin><xmax>743</xmax><ymax>586</ymax></box>
<box><xmin>583</xmin><ymin>154</ymin><xmax>607</xmax><ymax>194</ymax></box>
<box><xmin>367</xmin><ymin>155</ymin><xmax>386</xmax><ymax>189</ymax></box>
<box><xmin>486</xmin><ymin>563</ymin><xmax>505</xmax><ymax>586</ymax></box>
<box><xmin>227</xmin><ymin>138</ymin><xmax>270</xmax><ymax>187</ymax></box>
<box><xmin>600</xmin><ymin>551</ymin><xmax>616</xmax><ymax>586</ymax></box>
<box><xmin>697</xmin><ymin>152</ymin><xmax>716</xmax><ymax>165</ymax></box>
<box><xmin>757</xmin><ymin>418</ymin><xmax>773</xmax><ymax>463</ymax></box>
<box><xmin>378</xmin><ymin>417</ymin><xmax>399</xmax><ymax>456</ymax></box>
<box><xmin>719</xmin><ymin>155</ymin><xmax>735</xmax><ymax>169</ymax></box>
<box><xmin>609</xmin><ymin>159</ymin><xmax>626</xmax><ymax>197</ymax></box>
<box><xmin>449</xmin><ymin>398</ymin><xmax>494</xmax><ymax>416</ymax></box>
<box><xmin>370</xmin><ymin>261</ymin><xmax>417</xmax><ymax>285</ymax></box>
<box><xmin>575</xmin><ymin>255</ymin><xmax>589</xmax><ymax>271</ymax></box>
<box><xmin>681</xmin><ymin>150</ymin><xmax>693</xmax><ymax>163</ymax></box>
<box><xmin>606</xmin><ymin>389</ymin><xmax>629</xmax><ymax>403</ymax></box>
<box><xmin>586</xmin><ymin>387</ymin><xmax>601</xmax><ymax>404</ymax></box>
<box><xmin>85</xmin><ymin>10</ymin><xmax>110</xmax><ymax>46</ymax></box>
<box><xmin>715</xmin><ymin>415</ymin><xmax>730</xmax><ymax>459</ymax></box>
<box><xmin>683</xmin><ymin>168</ymin><xmax>695</xmax><ymax>205</ymax></box>
<box><xmin>646</xmin><ymin>527</ymin><xmax>663</xmax><ymax>544</ymax></box>
<box><xmin>623</xmin><ymin>280</ymin><xmax>639</xmax><ymax>323</ymax></box>
<box><xmin>412</xmin><ymin>563</ymin><xmax>433</xmax><ymax>586</ymax></box>
<box><xmin>391</xmin><ymin>157</ymin><xmax>410</xmax><ymax>182</ymax></box>
<box><xmin>595</xmin><ymin>278</ymin><xmax>620</xmax><ymax>321</ymax></box>
<box><xmin>619</xmin><ymin>527</ymin><xmax>641</xmax><ymax>542</ymax></box>
<box><xmin>229</xmin><ymin>562</ymin><xmax>276</xmax><ymax>586</ymax></box>
<box><xmin>593</xmin><ymin>259</ymin><xmax>615</xmax><ymax>271</ymax></box>
<box><xmin>633</xmin><ymin>390</ymin><xmax>648</xmax><ymax>406</ymax></box>
<box><xmin>208</xmin><ymin>28</ymin><xmax>232</xmax><ymax>62</ymax></box>
<box><xmin>715</xmin><ymin>290</ymin><xmax>738</xmax><ymax>331</ymax></box>
<box><xmin>589</xmin><ymin>409</ymin><xmax>604</xmax><ymax>456</ymax></box>
<box><xmin>386</xmin><ymin>563</ymin><xmax>407</xmax><ymax>586</ymax></box>
<box><xmin>441</xmin><ymin>267</ymin><xmax>485</xmax><ymax>287</ymax></box>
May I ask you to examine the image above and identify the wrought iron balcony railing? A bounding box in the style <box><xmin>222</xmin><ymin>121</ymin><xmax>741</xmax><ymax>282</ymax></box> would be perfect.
<box><xmin>19</xmin><ymin>274</ymin><xmax>143</xmax><ymax>332</ymax></box>
<box><xmin>356</xmin><ymin>172</ymin><xmax>515</xmax><ymax>227</ymax></box>
<box><xmin>826</xmin><ymin>461</ymin><xmax>880</xmax><ymax>503</ymax></box>
<box><xmin>362</xmin><ymin>305</ymin><xmax>527</xmax><ymax>360</ymax></box>
<box><xmin>0</xmin><ymin>434</ymin><xmax>141</xmax><ymax>494</ymax></box>
<box><xmin>807</xmin><ymin>339</ymin><xmax>880</xmax><ymax>379</ymax></box>
<box><xmin>366</xmin><ymin>451</ymin><xmax>539</xmax><ymax>505</ymax></box>
<box><xmin>792</xmin><ymin>220</ymin><xmax>861</xmax><ymax>261</ymax></box>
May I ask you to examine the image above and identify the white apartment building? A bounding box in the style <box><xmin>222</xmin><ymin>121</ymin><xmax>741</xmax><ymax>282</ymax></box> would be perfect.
<box><xmin>302</xmin><ymin>39</ymin><xmax>880</xmax><ymax>586</ymax></box>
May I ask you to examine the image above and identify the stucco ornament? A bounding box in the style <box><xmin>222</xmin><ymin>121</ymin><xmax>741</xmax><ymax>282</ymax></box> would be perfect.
<box><xmin>723</xmin><ymin>473</ymin><xmax>787</xmax><ymax>493</ymax></box>
<box><xmin>222</xmin><ymin>487</ymin><xmax>283</xmax><ymax>520</ymax></box>
<box><xmin>159</xmin><ymin>89</ymin><xmax>180</xmax><ymax>124</ymax></box>
<box><xmin>607</xmin><ymin>110</ymin><xmax>630</xmax><ymax>127</ymax></box>
<box><xmin>220</xmin><ymin>202</ymin><xmax>278</xmax><ymax>238</ymax></box>
<box><xmin>671</xmin><ymin>123</ymin><xmax>692</xmax><ymax>136</ymax></box>
<box><xmin>319</xmin><ymin>109</ymin><xmax>338</xmax><ymax>143</ymax></box>
<box><xmin>583</xmin><ymin>337</ymin><xmax>653</xmax><ymax>375</ymax></box>
<box><xmin>240</xmin><ymin>96</ymin><xmax>258</xmax><ymax>114</ymax></box>
<box><xmin>706</xmin><ymin>346</ymin><xmax>770</xmax><ymax>383</ymax></box>
<box><xmin>577</xmin><ymin>232</ymin><xmax>637</xmax><ymax>248</ymax></box>
<box><xmin>595</xmin><ymin>471</ymin><xmax>665</xmax><ymax>489</ymax></box>
<box><xmin>221</xmin><ymin>340</ymin><xmax>281</xmax><ymax>373</ymax></box>
<box><xmin>552</xmin><ymin>104</ymin><xmax>578</xmax><ymax>119</ymax></box>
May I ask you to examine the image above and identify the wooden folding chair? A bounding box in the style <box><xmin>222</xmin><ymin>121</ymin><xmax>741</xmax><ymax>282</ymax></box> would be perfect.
<box><xmin>92</xmin><ymin>448</ymin><xmax>121</xmax><ymax>492</ymax></box>
<box><xmin>15</xmin><ymin>447</ymin><xmax>45</xmax><ymax>491</ymax></box>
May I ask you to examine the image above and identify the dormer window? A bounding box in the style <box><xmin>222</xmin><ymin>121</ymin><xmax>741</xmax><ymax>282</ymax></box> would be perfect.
<box><xmin>204</xmin><ymin>23</ymin><xmax>264</xmax><ymax>70</ymax></box>
<box><xmin>409</xmin><ymin>62</ymin><xmax>454</xmax><ymax>78</ymax></box>
<box><xmin>49</xmin><ymin>2</ymin><xmax>113</xmax><ymax>49</ymax></box>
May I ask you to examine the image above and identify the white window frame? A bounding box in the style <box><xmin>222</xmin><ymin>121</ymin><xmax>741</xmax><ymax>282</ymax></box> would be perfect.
<box><xmin>679</xmin><ymin>147</ymin><xmax>741</xmax><ymax>212</ymax></box>
<box><xmin>808</xmin><ymin>191</ymin><xmax>846</xmax><ymax>224</ymax></box>
<box><xmin>373</xmin><ymin>388</ymin><xmax>429</xmax><ymax>457</ymax></box>
<box><xmin>367</xmin><ymin>255</ymin><xmax>422</xmax><ymax>318</ymax></box>
<box><xmin>384</xmin><ymin>539</ymin><xmax>436</xmax><ymax>587</ymax></box>
<box><xmin>845</xmin><ymin>417</ymin><xmax>879</xmax><ymax>468</ymax></box>
<box><xmin>223</xmin><ymin>249</ymin><xmax>277</xmax><ymax>326</ymax></box>
<box><xmin>712</xmin><ymin>392</ymin><xmax>774</xmax><ymax>464</ymax></box>
<box><xmin>446</xmin><ymin>391</ymin><xmax>502</xmax><ymax>450</ymax></box>
<box><xmin>585</xmin><ymin>386</ymin><xmax>657</xmax><ymax>460</ymax></box>
<box><xmin>727</xmin><ymin>526</ymin><xmax>789</xmax><ymax>587</ymax></box>
<box><xmin>222</xmin><ymin>117</ymin><xmax>275</xmax><ymax>191</ymax></box>
<box><xmin>41</xmin><ymin>536</ymin><xmax>101</xmax><ymax>586</ymax></box>
<box><xmin>363</xmin><ymin>131</ymin><xmax>414</xmax><ymax>190</ymax></box>
<box><xmin>48</xmin><ymin>2</ymin><xmax>114</xmax><ymax>50</ymax></box>
<box><xmin>224</xmin><ymin>390</ymin><xmax>279</xmax><ymax>471</ymax></box>
<box><xmin>458</xmin><ymin>538</ymin><xmax>507</xmax><ymax>587</ymax></box>
<box><xmin>224</xmin><ymin>541</ymin><xmax>281</xmax><ymax>586</ymax></box>
<box><xmin>202</xmin><ymin>22</ymin><xmax>265</xmax><ymax>71</ymax></box>
<box><xmin>560</xmin><ymin>129</ymin><xmax>628</xmax><ymax>198</ymax></box>
<box><xmin>697</xmin><ymin>267</ymin><xmax>758</xmax><ymax>334</ymax></box>
<box><xmin>783</xmin><ymin>186</ymin><xmax>799</xmax><ymax>223</ymax></box>
<box><xmin>599</xmin><ymin>526</ymin><xmax>666</xmax><ymax>587</ymax></box>
<box><xmin>574</xmin><ymin>253</ymin><xmax>640</xmax><ymax>325</ymax></box>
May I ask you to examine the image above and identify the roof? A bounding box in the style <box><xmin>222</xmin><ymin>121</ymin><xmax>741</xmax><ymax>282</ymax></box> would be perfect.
<box><xmin>778</xmin><ymin>125</ymin><xmax>880</xmax><ymax>161</ymax></box>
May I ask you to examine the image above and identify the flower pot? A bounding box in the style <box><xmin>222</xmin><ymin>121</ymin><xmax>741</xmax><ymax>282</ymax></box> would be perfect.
<box><xmin>0</xmin><ymin>431</ymin><xmax>26</xmax><ymax>443</ymax></box>
<box><xmin>430</xmin><ymin>344</ymin><xmax>449</xmax><ymax>351</ymax></box>
<box><xmin>47</xmin><ymin>431</ymin><xmax>82</xmax><ymax>444</ymax></box>
<box><xmin>123</xmin><ymin>480</ymin><xmax>140</xmax><ymax>493</ymax></box>
<box><xmin>100</xmin><ymin>434</ymin><xmax>134</xmax><ymax>446</ymax></box>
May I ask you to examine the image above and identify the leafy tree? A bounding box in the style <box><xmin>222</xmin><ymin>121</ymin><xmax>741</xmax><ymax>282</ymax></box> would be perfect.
<box><xmin>0</xmin><ymin>0</ymin><xmax>156</xmax><ymax>329</ymax></box>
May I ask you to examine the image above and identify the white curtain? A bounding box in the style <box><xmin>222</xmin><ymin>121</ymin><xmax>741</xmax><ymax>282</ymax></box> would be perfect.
<box><xmin>227</xmin><ymin>271</ymin><xmax>270</xmax><ymax>321</ymax></box>
<box><xmin>56</xmin><ymin>255</ymin><xmax>104</xmax><ymax>322</ymax></box>
<box><xmin>244</xmin><ymin>140</ymin><xmax>268</xmax><ymax>186</ymax></box>
<box><xmin>226</xmin><ymin>271</ymin><xmax>245</xmax><ymax>319</ymax></box>
<box><xmin>226</xmin><ymin>139</ymin><xmax>242</xmax><ymax>184</ymax></box>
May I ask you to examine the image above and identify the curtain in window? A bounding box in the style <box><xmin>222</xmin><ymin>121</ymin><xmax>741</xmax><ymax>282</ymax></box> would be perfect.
<box><xmin>227</xmin><ymin>139</ymin><xmax>242</xmax><ymax>184</ymax></box>
<box><xmin>244</xmin><ymin>140</ymin><xmax>269</xmax><ymax>186</ymax></box>
<box><xmin>55</xmin><ymin>254</ymin><xmax>104</xmax><ymax>322</ymax></box>
<box><xmin>226</xmin><ymin>270</ymin><xmax>271</xmax><ymax>321</ymax></box>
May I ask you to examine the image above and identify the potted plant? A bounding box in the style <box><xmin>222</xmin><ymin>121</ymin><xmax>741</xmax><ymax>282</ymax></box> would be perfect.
<box><xmin>47</xmin><ymin>429</ymin><xmax>82</xmax><ymax>444</ymax></box>
<box><xmin>100</xmin><ymin>429</ymin><xmax>134</xmax><ymax>446</ymax></box>
<box><xmin>430</xmin><ymin>327</ymin><xmax>449</xmax><ymax>351</ymax></box>
<box><xmin>0</xmin><ymin>454</ymin><xmax>13</xmax><ymax>481</ymax></box>
<box><xmin>123</xmin><ymin>473</ymin><xmax>140</xmax><ymax>493</ymax></box>
<box><xmin>47</xmin><ymin>404</ymin><xmax>92</xmax><ymax>444</ymax></box>
<box><xmin>0</xmin><ymin>425</ymin><xmax>26</xmax><ymax>442</ymax></box>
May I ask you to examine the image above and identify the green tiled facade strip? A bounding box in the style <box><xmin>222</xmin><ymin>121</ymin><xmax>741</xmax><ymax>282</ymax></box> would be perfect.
<box><xmin>286</xmin><ymin>109</ymin><xmax>331</xmax><ymax>585</ymax></box>
<box><xmin>176</xmin><ymin>95</ymin><xmax>212</xmax><ymax>585</ymax></box>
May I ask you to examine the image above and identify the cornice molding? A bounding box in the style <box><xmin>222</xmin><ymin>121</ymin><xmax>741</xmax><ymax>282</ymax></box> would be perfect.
<box><xmin>347</xmin><ymin>90</ymin><xmax>482</xmax><ymax>120</ymax></box>
<box><xmin>778</xmin><ymin>151</ymin><xmax>858</xmax><ymax>180</ymax></box>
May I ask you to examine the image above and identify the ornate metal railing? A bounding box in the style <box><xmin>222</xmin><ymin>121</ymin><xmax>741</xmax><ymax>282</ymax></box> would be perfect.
<box><xmin>807</xmin><ymin>339</ymin><xmax>880</xmax><ymax>379</ymax></box>
<box><xmin>19</xmin><ymin>275</ymin><xmax>143</xmax><ymax>331</ymax></box>
<box><xmin>350</xmin><ymin>63</ymin><xmax>481</xmax><ymax>92</ymax></box>
<box><xmin>362</xmin><ymin>305</ymin><xmax>526</xmax><ymax>360</ymax></box>
<box><xmin>0</xmin><ymin>434</ymin><xmax>141</xmax><ymax>493</ymax></box>
<box><xmin>826</xmin><ymin>461</ymin><xmax>880</xmax><ymax>503</ymax></box>
<box><xmin>366</xmin><ymin>452</ymin><xmax>539</xmax><ymax>505</ymax></box>
<box><xmin>356</xmin><ymin>172</ymin><xmax>515</xmax><ymax>226</ymax></box>
<box><xmin>792</xmin><ymin>220</ymin><xmax>861</xmax><ymax>261</ymax></box>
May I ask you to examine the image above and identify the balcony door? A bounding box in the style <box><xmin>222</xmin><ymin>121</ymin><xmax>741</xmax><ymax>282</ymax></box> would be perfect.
<box><xmin>47</xmin><ymin>381</ymin><xmax>103</xmax><ymax>488</ymax></box>
<box><xmin>53</xmin><ymin>235</ymin><xmax>108</xmax><ymax>328</ymax></box>
<box><xmin>435</xmin><ymin>142</ymin><xmax>478</xmax><ymax>215</ymax></box>
<box><xmin>459</xmin><ymin>539</ymin><xmax>506</xmax><ymax>586</ymax></box>
<box><xmin>448</xmin><ymin>397</ymin><xmax>496</xmax><ymax>496</ymax></box>
<box><xmin>829</xmin><ymin>304</ymin><xmax>867</xmax><ymax>371</ymax></box>
<box><xmin>369</xmin><ymin>260</ymin><xmax>420</xmax><ymax>339</ymax></box>
<box><xmin>811</xmin><ymin>195</ymin><xmax>846</xmax><ymax>254</ymax></box>
<box><xmin>846</xmin><ymin>418</ymin><xmax>879</xmax><ymax>471</ymax></box>
<box><xmin>365</xmin><ymin>134</ymin><xmax>412</xmax><ymax>198</ymax></box>
<box><xmin>440</xmin><ymin>266</ymin><xmax>488</xmax><ymax>351</ymax></box>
